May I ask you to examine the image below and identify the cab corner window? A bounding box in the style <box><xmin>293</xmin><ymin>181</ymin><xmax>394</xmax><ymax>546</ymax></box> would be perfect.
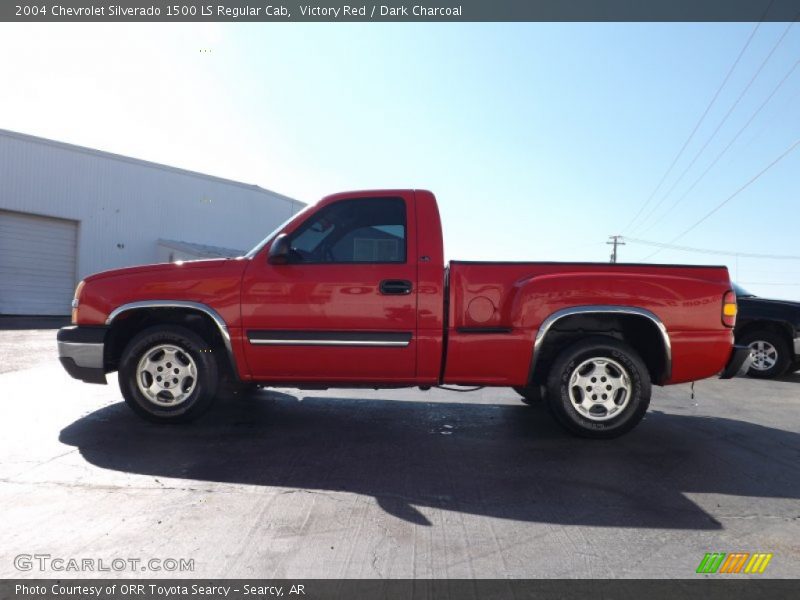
<box><xmin>288</xmin><ymin>198</ymin><xmax>406</xmax><ymax>264</ymax></box>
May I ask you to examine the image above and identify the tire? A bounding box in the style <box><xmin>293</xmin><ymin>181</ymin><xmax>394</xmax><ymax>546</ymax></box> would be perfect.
<box><xmin>545</xmin><ymin>337</ymin><xmax>651</xmax><ymax>439</ymax></box>
<box><xmin>118</xmin><ymin>325</ymin><xmax>220</xmax><ymax>423</ymax></box>
<box><xmin>513</xmin><ymin>385</ymin><xmax>545</xmax><ymax>405</ymax></box>
<box><xmin>739</xmin><ymin>330</ymin><xmax>791</xmax><ymax>379</ymax></box>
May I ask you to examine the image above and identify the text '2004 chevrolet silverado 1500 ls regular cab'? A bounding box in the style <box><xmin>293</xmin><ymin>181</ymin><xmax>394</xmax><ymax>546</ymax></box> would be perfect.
<box><xmin>58</xmin><ymin>190</ymin><xmax>750</xmax><ymax>438</ymax></box>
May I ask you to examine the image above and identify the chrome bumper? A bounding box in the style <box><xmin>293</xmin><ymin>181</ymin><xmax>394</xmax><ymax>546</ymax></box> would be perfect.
<box><xmin>58</xmin><ymin>340</ymin><xmax>104</xmax><ymax>368</ymax></box>
<box><xmin>57</xmin><ymin>326</ymin><xmax>108</xmax><ymax>384</ymax></box>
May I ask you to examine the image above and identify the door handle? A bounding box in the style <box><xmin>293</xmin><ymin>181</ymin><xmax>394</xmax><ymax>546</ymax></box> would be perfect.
<box><xmin>380</xmin><ymin>279</ymin><xmax>413</xmax><ymax>295</ymax></box>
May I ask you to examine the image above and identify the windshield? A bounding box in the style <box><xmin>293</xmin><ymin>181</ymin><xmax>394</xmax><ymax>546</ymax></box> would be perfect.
<box><xmin>733</xmin><ymin>283</ymin><xmax>755</xmax><ymax>298</ymax></box>
<box><xmin>244</xmin><ymin>205</ymin><xmax>312</xmax><ymax>259</ymax></box>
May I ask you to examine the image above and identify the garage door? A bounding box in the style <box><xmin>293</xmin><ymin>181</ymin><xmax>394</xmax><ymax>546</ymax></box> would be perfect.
<box><xmin>0</xmin><ymin>210</ymin><xmax>78</xmax><ymax>315</ymax></box>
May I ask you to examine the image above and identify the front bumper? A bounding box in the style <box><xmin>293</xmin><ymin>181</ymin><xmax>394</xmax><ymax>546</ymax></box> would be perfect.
<box><xmin>720</xmin><ymin>344</ymin><xmax>752</xmax><ymax>379</ymax></box>
<box><xmin>794</xmin><ymin>335</ymin><xmax>800</xmax><ymax>358</ymax></box>
<box><xmin>57</xmin><ymin>326</ymin><xmax>108</xmax><ymax>384</ymax></box>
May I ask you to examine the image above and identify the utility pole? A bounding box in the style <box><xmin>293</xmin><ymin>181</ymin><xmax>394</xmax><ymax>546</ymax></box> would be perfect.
<box><xmin>607</xmin><ymin>235</ymin><xmax>625</xmax><ymax>263</ymax></box>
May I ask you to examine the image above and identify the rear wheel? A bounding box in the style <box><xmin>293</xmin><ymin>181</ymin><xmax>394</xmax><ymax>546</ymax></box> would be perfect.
<box><xmin>119</xmin><ymin>325</ymin><xmax>219</xmax><ymax>423</ymax></box>
<box><xmin>740</xmin><ymin>330</ymin><xmax>791</xmax><ymax>379</ymax></box>
<box><xmin>546</xmin><ymin>337</ymin><xmax>651</xmax><ymax>439</ymax></box>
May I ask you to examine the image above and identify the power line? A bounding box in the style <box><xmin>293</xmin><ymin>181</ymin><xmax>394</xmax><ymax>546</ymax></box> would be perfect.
<box><xmin>638</xmin><ymin>54</ymin><xmax>800</xmax><ymax>236</ymax></box>
<box><xmin>622</xmin><ymin>7</ymin><xmax>774</xmax><ymax>234</ymax></box>
<box><xmin>744</xmin><ymin>81</ymin><xmax>800</xmax><ymax>146</ymax></box>
<box><xmin>625</xmin><ymin>237</ymin><xmax>800</xmax><ymax>259</ymax></box>
<box><xmin>665</xmin><ymin>136</ymin><xmax>800</xmax><ymax>240</ymax></box>
<box><xmin>632</xmin><ymin>18</ymin><xmax>797</xmax><ymax>235</ymax></box>
<box><xmin>640</xmin><ymin>135</ymin><xmax>800</xmax><ymax>260</ymax></box>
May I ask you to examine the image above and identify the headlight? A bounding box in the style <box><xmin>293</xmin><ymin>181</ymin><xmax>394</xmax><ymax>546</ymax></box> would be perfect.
<box><xmin>71</xmin><ymin>280</ymin><xmax>85</xmax><ymax>324</ymax></box>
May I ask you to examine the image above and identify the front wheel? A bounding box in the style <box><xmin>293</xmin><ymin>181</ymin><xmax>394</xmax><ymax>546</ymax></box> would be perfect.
<box><xmin>546</xmin><ymin>337</ymin><xmax>651</xmax><ymax>439</ymax></box>
<box><xmin>118</xmin><ymin>325</ymin><xmax>220</xmax><ymax>423</ymax></box>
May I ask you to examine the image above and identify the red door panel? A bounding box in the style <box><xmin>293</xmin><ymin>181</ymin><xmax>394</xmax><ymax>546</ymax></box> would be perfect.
<box><xmin>240</xmin><ymin>193</ymin><xmax>418</xmax><ymax>383</ymax></box>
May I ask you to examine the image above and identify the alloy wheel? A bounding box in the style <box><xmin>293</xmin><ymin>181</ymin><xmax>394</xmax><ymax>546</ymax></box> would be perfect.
<box><xmin>567</xmin><ymin>356</ymin><xmax>632</xmax><ymax>422</ymax></box>
<box><xmin>135</xmin><ymin>344</ymin><xmax>198</xmax><ymax>407</ymax></box>
<box><xmin>748</xmin><ymin>340</ymin><xmax>778</xmax><ymax>372</ymax></box>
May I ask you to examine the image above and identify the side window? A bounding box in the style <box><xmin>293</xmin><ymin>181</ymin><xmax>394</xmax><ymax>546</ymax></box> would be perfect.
<box><xmin>288</xmin><ymin>198</ymin><xmax>406</xmax><ymax>264</ymax></box>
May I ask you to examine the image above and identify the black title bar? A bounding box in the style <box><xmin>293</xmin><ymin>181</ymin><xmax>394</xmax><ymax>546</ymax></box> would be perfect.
<box><xmin>3</xmin><ymin>0</ymin><xmax>800</xmax><ymax>22</ymax></box>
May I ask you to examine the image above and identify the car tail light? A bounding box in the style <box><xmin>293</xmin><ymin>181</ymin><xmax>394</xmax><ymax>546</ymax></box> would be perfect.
<box><xmin>722</xmin><ymin>290</ymin><xmax>737</xmax><ymax>328</ymax></box>
<box><xmin>71</xmin><ymin>280</ymin><xmax>85</xmax><ymax>324</ymax></box>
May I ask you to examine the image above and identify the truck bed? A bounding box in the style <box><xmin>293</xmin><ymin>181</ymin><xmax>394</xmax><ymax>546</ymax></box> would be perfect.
<box><xmin>443</xmin><ymin>261</ymin><xmax>732</xmax><ymax>386</ymax></box>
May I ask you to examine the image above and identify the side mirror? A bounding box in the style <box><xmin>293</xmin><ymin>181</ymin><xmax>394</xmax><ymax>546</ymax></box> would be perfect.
<box><xmin>267</xmin><ymin>234</ymin><xmax>292</xmax><ymax>265</ymax></box>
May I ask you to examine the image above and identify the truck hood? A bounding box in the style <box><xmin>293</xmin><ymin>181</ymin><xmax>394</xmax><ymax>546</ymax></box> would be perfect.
<box><xmin>84</xmin><ymin>258</ymin><xmax>246</xmax><ymax>283</ymax></box>
<box><xmin>741</xmin><ymin>297</ymin><xmax>800</xmax><ymax>310</ymax></box>
<box><xmin>76</xmin><ymin>258</ymin><xmax>250</xmax><ymax>326</ymax></box>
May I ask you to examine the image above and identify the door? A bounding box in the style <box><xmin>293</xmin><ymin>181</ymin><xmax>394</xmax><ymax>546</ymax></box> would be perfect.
<box><xmin>0</xmin><ymin>210</ymin><xmax>78</xmax><ymax>315</ymax></box>
<box><xmin>240</xmin><ymin>194</ymin><xmax>418</xmax><ymax>383</ymax></box>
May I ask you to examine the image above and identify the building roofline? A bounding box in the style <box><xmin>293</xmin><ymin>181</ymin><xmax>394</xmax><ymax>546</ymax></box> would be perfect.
<box><xmin>158</xmin><ymin>238</ymin><xmax>245</xmax><ymax>257</ymax></box>
<box><xmin>0</xmin><ymin>127</ymin><xmax>304</xmax><ymax>207</ymax></box>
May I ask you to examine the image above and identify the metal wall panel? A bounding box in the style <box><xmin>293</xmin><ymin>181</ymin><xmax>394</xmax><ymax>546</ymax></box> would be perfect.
<box><xmin>0</xmin><ymin>129</ymin><xmax>304</xmax><ymax>314</ymax></box>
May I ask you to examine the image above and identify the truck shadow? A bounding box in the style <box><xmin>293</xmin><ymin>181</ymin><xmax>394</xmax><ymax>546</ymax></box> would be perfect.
<box><xmin>775</xmin><ymin>370</ymin><xmax>800</xmax><ymax>383</ymax></box>
<box><xmin>58</xmin><ymin>391</ymin><xmax>800</xmax><ymax>530</ymax></box>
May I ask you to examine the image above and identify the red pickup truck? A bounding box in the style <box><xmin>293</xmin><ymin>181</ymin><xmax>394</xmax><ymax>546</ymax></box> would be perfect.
<box><xmin>58</xmin><ymin>190</ymin><xmax>749</xmax><ymax>438</ymax></box>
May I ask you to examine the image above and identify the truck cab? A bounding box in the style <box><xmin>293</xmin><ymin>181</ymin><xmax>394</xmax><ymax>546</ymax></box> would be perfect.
<box><xmin>239</xmin><ymin>190</ymin><xmax>443</xmax><ymax>384</ymax></box>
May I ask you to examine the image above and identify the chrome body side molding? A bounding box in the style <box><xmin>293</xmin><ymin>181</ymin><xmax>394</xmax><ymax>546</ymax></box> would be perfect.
<box><xmin>247</xmin><ymin>330</ymin><xmax>412</xmax><ymax>347</ymax></box>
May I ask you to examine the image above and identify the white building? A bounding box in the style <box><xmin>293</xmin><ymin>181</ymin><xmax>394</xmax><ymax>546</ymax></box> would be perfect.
<box><xmin>0</xmin><ymin>129</ymin><xmax>304</xmax><ymax>315</ymax></box>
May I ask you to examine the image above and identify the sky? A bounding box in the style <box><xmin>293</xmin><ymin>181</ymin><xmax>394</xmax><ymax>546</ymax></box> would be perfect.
<box><xmin>1</xmin><ymin>22</ymin><xmax>798</xmax><ymax>299</ymax></box>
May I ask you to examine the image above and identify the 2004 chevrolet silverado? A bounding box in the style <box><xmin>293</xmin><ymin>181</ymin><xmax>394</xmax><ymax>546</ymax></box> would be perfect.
<box><xmin>58</xmin><ymin>190</ymin><xmax>750</xmax><ymax>437</ymax></box>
